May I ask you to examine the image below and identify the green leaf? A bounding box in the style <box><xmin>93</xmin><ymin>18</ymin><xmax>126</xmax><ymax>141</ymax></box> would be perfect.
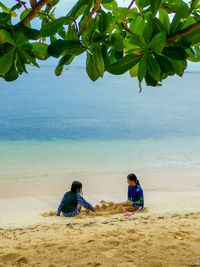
<box><xmin>78</xmin><ymin>0</ymin><xmax>93</xmax><ymax>29</ymax></box>
<box><xmin>55</xmin><ymin>55</ymin><xmax>74</xmax><ymax>76</ymax></box>
<box><xmin>130</xmin><ymin>16</ymin><xmax>146</xmax><ymax>35</ymax></box>
<box><xmin>186</xmin><ymin>46</ymin><xmax>200</xmax><ymax>62</ymax></box>
<box><xmin>151</xmin><ymin>0</ymin><xmax>162</xmax><ymax>16</ymax></box>
<box><xmin>181</xmin><ymin>28</ymin><xmax>200</xmax><ymax>46</ymax></box>
<box><xmin>102</xmin><ymin>0</ymin><xmax>117</xmax><ymax>10</ymax></box>
<box><xmin>82</xmin><ymin>18</ymin><xmax>95</xmax><ymax>43</ymax></box>
<box><xmin>170</xmin><ymin>6</ymin><xmax>189</xmax><ymax>34</ymax></box>
<box><xmin>155</xmin><ymin>55</ymin><xmax>175</xmax><ymax>75</ymax></box>
<box><xmin>130</xmin><ymin>35</ymin><xmax>146</xmax><ymax>50</ymax></box>
<box><xmin>4</xmin><ymin>66</ymin><xmax>19</xmax><ymax>81</ymax></box>
<box><xmin>129</xmin><ymin>63</ymin><xmax>139</xmax><ymax>77</ymax></box>
<box><xmin>0</xmin><ymin>2</ymin><xmax>17</xmax><ymax>17</ymax></box>
<box><xmin>110</xmin><ymin>34</ymin><xmax>125</xmax><ymax>50</ymax></box>
<box><xmin>98</xmin><ymin>10</ymin><xmax>108</xmax><ymax>34</ymax></box>
<box><xmin>102</xmin><ymin>0</ymin><xmax>113</xmax><ymax>3</ymax></box>
<box><xmin>20</xmin><ymin>9</ymin><xmax>30</xmax><ymax>21</ymax></box>
<box><xmin>14</xmin><ymin>25</ymin><xmax>40</xmax><ymax>40</ymax></box>
<box><xmin>15</xmin><ymin>32</ymin><xmax>29</xmax><ymax>47</ymax></box>
<box><xmin>40</xmin><ymin>17</ymin><xmax>72</xmax><ymax>37</ymax></box>
<box><xmin>0</xmin><ymin>12</ymin><xmax>11</xmax><ymax>25</ymax></box>
<box><xmin>150</xmin><ymin>31</ymin><xmax>166</xmax><ymax>54</ymax></box>
<box><xmin>152</xmin><ymin>17</ymin><xmax>165</xmax><ymax>33</ymax></box>
<box><xmin>159</xmin><ymin>8</ymin><xmax>170</xmax><ymax>34</ymax></box>
<box><xmin>147</xmin><ymin>55</ymin><xmax>161</xmax><ymax>81</ymax></box>
<box><xmin>32</xmin><ymin>43</ymin><xmax>49</xmax><ymax>60</ymax></box>
<box><xmin>86</xmin><ymin>52</ymin><xmax>100</xmax><ymax>82</ymax></box>
<box><xmin>92</xmin><ymin>46</ymin><xmax>105</xmax><ymax>77</ymax></box>
<box><xmin>145</xmin><ymin>71</ymin><xmax>158</xmax><ymax>86</ymax></box>
<box><xmin>0</xmin><ymin>2</ymin><xmax>11</xmax><ymax>13</ymax></box>
<box><xmin>170</xmin><ymin>58</ymin><xmax>187</xmax><ymax>76</ymax></box>
<box><xmin>11</xmin><ymin>2</ymin><xmax>22</xmax><ymax>12</ymax></box>
<box><xmin>143</xmin><ymin>16</ymin><xmax>153</xmax><ymax>43</ymax></box>
<box><xmin>16</xmin><ymin>53</ymin><xmax>27</xmax><ymax>74</ymax></box>
<box><xmin>136</xmin><ymin>0</ymin><xmax>150</xmax><ymax>8</ymax></box>
<box><xmin>65</xmin><ymin>25</ymin><xmax>79</xmax><ymax>41</ymax></box>
<box><xmin>0</xmin><ymin>48</ymin><xmax>15</xmax><ymax>75</ymax></box>
<box><xmin>67</xmin><ymin>0</ymin><xmax>89</xmax><ymax>18</ymax></box>
<box><xmin>0</xmin><ymin>30</ymin><xmax>15</xmax><ymax>46</ymax></box>
<box><xmin>162</xmin><ymin>46</ymin><xmax>186</xmax><ymax>60</ymax></box>
<box><xmin>18</xmin><ymin>48</ymin><xmax>39</xmax><ymax>67</ymax></box>
<box><xmin>48</xmin><ymin>40</ymin><xmax>86</xmax><ymax>58</ymax></box>
<box><xmin>138</xmin><ymin>54</ymin><xmax>147</xmax><ymax>82</ymax></box>
<box><xmin>107</xmin><ymin>54</ymin><xmax>141</xmax><ymax>75</ymax></box>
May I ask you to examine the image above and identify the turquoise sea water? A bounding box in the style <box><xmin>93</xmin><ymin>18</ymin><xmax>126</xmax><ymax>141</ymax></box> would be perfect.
<box><xmin>0</xmin><ymin>66</ymin><xmax>200</xmax><ymax>197</ymax></box>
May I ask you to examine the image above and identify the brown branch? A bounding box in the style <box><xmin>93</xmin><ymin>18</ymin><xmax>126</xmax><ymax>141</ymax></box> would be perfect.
<box><xmin>128</xmin><ymin>0</ymin><xmax>135</xmax><ymax>9</ymax></box>
<box><xmin>124</xmin><ymin>0</ymin><xmax>135</xmax><ymax>27</ymax></box>
<box><xmin>16</xmin><ymin>0</ymin><xmax>29</xmax><ymax>11</ymax></box>
<box><xmin>29</xmin><ymin>0</ymin><xmax>37</xmax><ymax>8</ymax></box>
<box><xmin>73</xmin><ymin>20</ymin><xmax>79</xmax><ymax>32</ymax></box>
<box><xmin>21</xmin><ymin>0</ymin><xmax>52</xmax><ymax>25</ymax></box>
<box><xmin>160</xmin><ymin>4</ymin><xmax>175</xmax><ymax>13</ymax></box>
<box><xmin>166</xmin><ymin>21</ymin><xmax>200</xmax><ymax>42</ymax></box>
<box><xmin>121</xmin><ymin>22</ymin><xmax>133</xmax><ymax>35</ymax></box>
<box><xmin>78</xmin><ymin>0</ymin><xmax>102</xmax><ymax>37</ymax></box>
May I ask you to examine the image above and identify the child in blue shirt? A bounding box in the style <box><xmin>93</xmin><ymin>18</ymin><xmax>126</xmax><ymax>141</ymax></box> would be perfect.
<box><xmin>101</xmin><ymin>173</ymin><xmax>144</xmax><ymax>211</ymax></box>
<box><xmin>57</xmin><ymin>181</ymin><xmax>94</xmax><ymax>217</ymax></box>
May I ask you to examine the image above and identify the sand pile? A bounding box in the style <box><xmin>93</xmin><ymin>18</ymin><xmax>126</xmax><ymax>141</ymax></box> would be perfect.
<box><xmin>41</xmin><ymin>202</ymin><xmax>146</xmax><ymax>218</ymax></box>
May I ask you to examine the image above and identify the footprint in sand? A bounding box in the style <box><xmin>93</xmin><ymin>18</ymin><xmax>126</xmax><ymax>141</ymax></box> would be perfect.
<box><xmin>127</xmin><ymin>229</ymin><xmax>136</xmax><ymax>234</ymax></box>
<box><xmin>103</xmin><ymin>238</ymin><xmax>120</xmax><ymax>246</ymax></box>
<box><xmin>1</xmin><ymin>253</ymin><xmax>20</xmax><ymax>262</ymax></box>
<box><xmin>16</xmin><ymin>257</ymin><xmax>29</xmax><ymax>264</ymax></box>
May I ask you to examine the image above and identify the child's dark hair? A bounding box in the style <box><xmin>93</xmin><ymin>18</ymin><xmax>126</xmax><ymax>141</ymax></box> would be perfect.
<box><xmin>71</xmin><ymin>181</ymin><xmax>82</xmax><ymax>194</ymax></box>
<box><xmin>127</xmin><ymin>173</ymin><xmax>140</xmax><ymax>186</ymax></box>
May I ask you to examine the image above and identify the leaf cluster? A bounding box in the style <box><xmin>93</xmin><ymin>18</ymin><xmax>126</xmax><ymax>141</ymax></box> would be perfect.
<box><xmin>0</xmin><ymin>0</ymin><xmax>200</xmax><ymax>89</ymax></box>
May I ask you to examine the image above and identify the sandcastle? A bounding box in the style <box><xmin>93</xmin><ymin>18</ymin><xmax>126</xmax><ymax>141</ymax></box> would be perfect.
<box><xmin>41</xmin><ymin>202</ymin><xmax>126</xmax><ymax>218</ymax></box>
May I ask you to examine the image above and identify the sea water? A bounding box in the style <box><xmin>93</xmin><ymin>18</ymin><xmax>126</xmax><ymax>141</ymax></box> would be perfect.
<box><xmin>0</xmin><ymin>66</ymin><xmax>200</xmax><ymax>198</ymax></box>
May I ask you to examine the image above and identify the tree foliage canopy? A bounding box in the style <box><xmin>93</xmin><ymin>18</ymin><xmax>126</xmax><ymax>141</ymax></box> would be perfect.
<box><xmin>0</xmin><ymin>0</ymin><xmax>200</xmax><ymax>90</ymax></box>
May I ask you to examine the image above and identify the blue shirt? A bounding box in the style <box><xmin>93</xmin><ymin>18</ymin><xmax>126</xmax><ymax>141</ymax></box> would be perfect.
<box><xmin>128</xmin><ymin>185</ymin><xmax>144</xmax><ymax>207</ymax></box>
<box><xmin>57</xmin><ymin>192</ymin><xmax>94</xmax><ymax>216</ymax></box>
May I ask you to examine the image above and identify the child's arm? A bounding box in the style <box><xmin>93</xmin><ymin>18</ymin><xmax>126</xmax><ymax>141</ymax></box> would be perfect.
<box><xmin>56</xmin><ymin>192</ymin><xmax>68</xmax><ymax>216</ymax></box>
<box><xmin>133</xmin><ymin>188</ymin><xmax>144</xmax><ymax>206</ymax></box>
<box><xmin>77</xmin><ymin>194</ymin><xmax>94</xmax><ymax>211</ymax></box>
<box><xmin>127</xmin><ymin>186</ymin><xmax>132</xmax><ymax>201</ymax></box>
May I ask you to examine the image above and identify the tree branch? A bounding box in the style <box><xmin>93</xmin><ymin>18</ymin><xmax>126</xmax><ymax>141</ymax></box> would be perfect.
<box><xmin>128</xmin><ymin>0</ymin><xmax>135</xmax><ymax>9</ymax></box>
<box><xmin>160</xmin><ymin>4</ymin><xmax>175</xmax><ymax>13</ymax></box>
<box><xmin>121</xmin><ymin>22</ymin><xmax>133</xmax><ymax>35</ymax></box>
<box><xmin>166</xmin><ymin>21</ymin><xmax>200</xmax><ymax>42</ymax></box>
<box><xmin>21</xmin><ymin>0</ymin><xmax>52</xmax><ymax>25</ymax></box>
<box><xmin>29</xmin><ymin>0</ymin><xmax>37</xmax><ymax>8</ymax></box>
<box><xmin>16</xmin><ymin>0</ymin><xmax>29</xmax><ymax>11</ymax></box>
<box><xmin>78</xmin><ymin>0</ymin><xmax>102</xmax><ymax>37</ymax></box>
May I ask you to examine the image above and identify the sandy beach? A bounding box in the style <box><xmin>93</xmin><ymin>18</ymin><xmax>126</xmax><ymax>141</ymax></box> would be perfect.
<box><xmin>0</xmin><ymin>192</ymin><xmax>200</xmax><ymax>267</ymax></box>
<box><xmin>0</xmin><ymin>68</ymin><xmax>200</xmax><ymax>266</ymax></box>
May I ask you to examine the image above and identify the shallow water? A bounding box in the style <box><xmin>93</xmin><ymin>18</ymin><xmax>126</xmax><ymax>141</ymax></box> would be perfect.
<box><xmin>0</xmin><ymin>67</ymin><xmax>200</xmax><ymax>197</ymax></box>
